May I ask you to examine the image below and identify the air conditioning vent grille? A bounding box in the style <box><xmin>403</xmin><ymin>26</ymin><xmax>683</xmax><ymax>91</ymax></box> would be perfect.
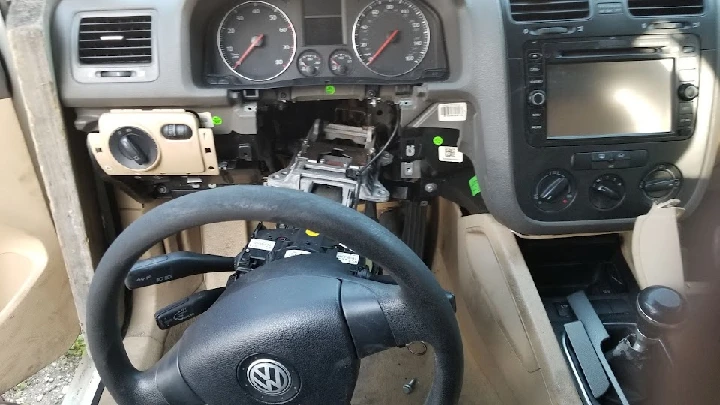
<box><xmin>628</xmin><ymin>0</ymin><xmax>704</xmax><ymax>17</ymax></box>
<box><xmin>78</xmin><ymin>15</ymin><xmax>152</xmax><ymax>65</ymax></box>
<box><xmin>509</xmin><ymin>0</ymin><xmax>590</xmax><ymax>22</ymax></box>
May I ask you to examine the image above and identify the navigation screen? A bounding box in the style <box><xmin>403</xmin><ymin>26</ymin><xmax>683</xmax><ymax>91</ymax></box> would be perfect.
<box><xmin>546</xmin><ymin>59</ymin><xmax>674</xmax><ymax>138</ymax></box>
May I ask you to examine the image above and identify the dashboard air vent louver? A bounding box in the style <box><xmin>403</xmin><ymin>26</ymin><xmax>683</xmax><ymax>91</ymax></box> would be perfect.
<box><xmin>78</xmin><ymin>15</ymin><xmax>152</xmax><ymax>65</ymax></box>
<box><xmin>509</xmin><ymin>0</ymin><xmax>590</xmax><ymax>22</ymax></box>
<box><xmin>628</xmin><ymin>0</ymin><xmax>704</xmax><ymax>17</ymax></box>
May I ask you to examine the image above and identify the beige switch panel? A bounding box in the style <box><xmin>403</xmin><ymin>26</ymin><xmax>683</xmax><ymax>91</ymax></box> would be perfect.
<box><xmin>88</xmin><ymin>109</ymin><xmax>220</xmax><ymax>176</ymax></box>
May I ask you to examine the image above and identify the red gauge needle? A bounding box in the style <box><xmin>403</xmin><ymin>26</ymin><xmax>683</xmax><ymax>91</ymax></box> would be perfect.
<box><xmin>234</xmin><ymin>34</ymin><xmax>265</xmax><ymax>68</ymax></box>
<box><xmin>368</xmin><ymin>30</ymin><xmax>399</xmax><ymax>65</ymax></box>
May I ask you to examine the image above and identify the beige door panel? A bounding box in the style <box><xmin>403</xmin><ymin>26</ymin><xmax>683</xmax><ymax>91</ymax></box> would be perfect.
<box><xmin>0</xmin><ymin>97</ymin><xmax>79</xmax><ymax>392</ymax></box>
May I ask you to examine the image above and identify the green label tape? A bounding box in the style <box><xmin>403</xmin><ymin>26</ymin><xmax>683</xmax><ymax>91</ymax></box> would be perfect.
<box><xmin>212</xmin><ymin>116</ymin><xmax>223</xmax><ymax>126</ymax></box>
<box><xmin>469</xmin><ymin>176</ymin><xmax>481</xmax><ymax>196</ymax></box>
<box><xmin>325</xmin><ymin>85</ymin><xmax>336</xmax><ymax>95</ymax></box>
<box><xmin>433</xmin><ymin>136</ymin><xmax>444</xmax><ymax>146</ymax></box>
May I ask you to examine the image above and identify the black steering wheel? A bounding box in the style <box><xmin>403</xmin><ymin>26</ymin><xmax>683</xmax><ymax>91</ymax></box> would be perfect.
<box><xmin>86</xmin><ymin>186</ymin><xmax>463</xmax><ymax>405</ymax></box>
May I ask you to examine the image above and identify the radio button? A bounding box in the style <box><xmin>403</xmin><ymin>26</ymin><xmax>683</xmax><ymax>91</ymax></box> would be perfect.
<box><xmin>528</xmin><ymin>90</ymin><xmax>547</xmax><ymax>106</ymax></box>
<box><xmin>679</xmin><ymin>114</ymin><xmax>694</xmax><ymax>127</ymax></box>
<box><xmin>592</xmin><ymin>152</ymin><xmax>613</xmax><ymax>162</ymax></box>
<box><xmin>528</xmin><ymin>78</ymin><xmax>545</xmax><ymax>86</ymax></box>
<box><xmin>527</xmin><ymin>51</ymin><xmax>543</xmax><ymax>61</ymax></box>
<box><xmin>528</xmin><ymin>64</ymin><xmax>544</xmax><ymax>76</ymax></box>
<box><xmin>678</xmin><ymin>102</ymin><xmax>694</xmax><ymax>114</ymax></box>
<box><xmin>529</xmin><ymin>109</ymin><xmax>544</xmax><ymax>122</ymax></box>
<box><xmin>679</xmin><ymin>69</ymin><xmax>696</xmax><ymax>82</ymax></box>
<box><xmin>614</xmin><ymin>151</ymin><xmax>631</xmax><ymax>161</ymax></box>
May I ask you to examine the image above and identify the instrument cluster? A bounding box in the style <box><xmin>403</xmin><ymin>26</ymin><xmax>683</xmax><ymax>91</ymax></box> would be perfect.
<box><xmin>204</xmin><ymin>0</ymin><xmax>448</xmax><ymax>88</ymax></box>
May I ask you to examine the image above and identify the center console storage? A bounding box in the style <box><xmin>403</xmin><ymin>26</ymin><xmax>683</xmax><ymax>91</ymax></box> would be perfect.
<box><xmin>520</xmin><ymin>235</ymin><xmax>680</xmax><ymax>405</ymax></box>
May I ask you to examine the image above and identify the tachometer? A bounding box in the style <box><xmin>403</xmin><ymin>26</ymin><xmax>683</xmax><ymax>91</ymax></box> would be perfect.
<box><xmin>217</xmin><ymin>1</ymin><xmax>297</xmax><ymax>82</ymax></box>
<box><xmin>353</xmin><ymin>0</ymin><xmax>431</xmax><ymax>77</ymax></box>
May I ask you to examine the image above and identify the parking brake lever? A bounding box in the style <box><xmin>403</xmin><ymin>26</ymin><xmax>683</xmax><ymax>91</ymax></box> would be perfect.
<box><xmin>125</xmin><ymin>252</ymin><xmax>235</xmax><ymax>290</ymax></box>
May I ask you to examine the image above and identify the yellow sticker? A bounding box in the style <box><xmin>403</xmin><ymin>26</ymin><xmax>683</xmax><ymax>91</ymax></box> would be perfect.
<box><xmin>305</xmin><ymin>230</ymin><xmax>320</xmax><ymax>237</ymax></box>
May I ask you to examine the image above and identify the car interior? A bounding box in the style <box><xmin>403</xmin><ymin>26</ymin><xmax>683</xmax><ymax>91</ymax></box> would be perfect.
<box><xmin>1</xmin><ymin>0</ymin><xmax>720</xmax><ymax>404</ymax></box>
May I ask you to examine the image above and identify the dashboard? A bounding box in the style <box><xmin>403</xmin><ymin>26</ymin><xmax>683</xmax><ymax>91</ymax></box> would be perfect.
<box><xmin>204</xmin><ymin>0</ymin><xmax>449</xmax><ymax>87</ymax></box>
<box><xmin>52</xmin><ymin>0</ymin><xmax>720</xmax><ymax>235</ymax></box>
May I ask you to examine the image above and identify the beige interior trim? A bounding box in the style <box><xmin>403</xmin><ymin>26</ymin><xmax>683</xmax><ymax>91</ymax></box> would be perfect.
<box><xmin>115</xmin><ymin>191</ymin><xmax>205</xmax><ymax>366</ymax></box>
<box><xmin>6</xmin><ymin>0</ymin><xmax>99</xmax><ymax>334</ymax></box>
<box><xmin>437</xmin><ymin>199</ymin><xmax>581</xmax><ymax>405</ymax></box>
<box><xmin>89</xmin><ymin>110</ymin><xmax>219</xmax><ymax>177</ymax></box>
<box><xmin>0</xmin><ymin>98</ymin><xmax>79</xmax><ymax>391</ymax></box>
<box><xmin>629</xmin><ymin>202</ymin><xmax>686</xmax><ymax>293</ymax></box>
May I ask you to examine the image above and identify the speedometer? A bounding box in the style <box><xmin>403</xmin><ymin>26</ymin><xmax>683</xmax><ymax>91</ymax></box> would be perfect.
<box><xmin>217</xmin><ymin>1</ymin><xmax>297</xmax><ymax>82</ymax></box>
<box><xmin>353</xmin><ymin>0</ymin><xmax>431</xmax><ymax>77</ymax></box>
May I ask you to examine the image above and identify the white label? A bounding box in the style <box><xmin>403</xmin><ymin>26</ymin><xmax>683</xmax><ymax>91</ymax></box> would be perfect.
<box><xmin>336</xmin><ymin>252</ymin><xmax>360</xmax><ymax>265</ymax></box>
<box><xmin>284</xmin><ymin>250</ymin><xmax>311</xmax><ymax>258</ymax></box>
<box><xmin>438</xmin><ymin>102</ymin><xmax>467</xmax><ymax>122</ymax></box>
<box><xmin>248</xmin><ymin>239</ymin><xmax>276</xmax><ymax>251</ymax></box>
<box><xmin>438</xmin><ymin>146</ymin><xmax>464</xmax><ymax>163</ymax></box>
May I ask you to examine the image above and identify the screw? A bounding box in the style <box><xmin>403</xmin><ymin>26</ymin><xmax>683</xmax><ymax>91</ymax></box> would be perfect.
<box><xmin>425</xmin><ymin>183</ymin><xmax>438</xmax><ymax>193</ymax></box>
<box><xmin>157</xmin><ymin>185</ymin><xmax>168</xmax><ymax>194</ymax></box>
<box><xmin>403</xmin><ymin>379</ymin><xmax>417</xmax><ymax>395</ymax></box>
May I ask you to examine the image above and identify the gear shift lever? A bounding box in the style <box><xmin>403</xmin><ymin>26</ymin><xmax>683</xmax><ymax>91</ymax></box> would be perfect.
<box><xmin>634</xmin><ymin>285</ymin><xmax>686</xmax><ymax>352</ymax></box>
<box><xmin>604</xmin><ymin>286</ymin><xmax>686</xmax><ymax>404</ymax></box>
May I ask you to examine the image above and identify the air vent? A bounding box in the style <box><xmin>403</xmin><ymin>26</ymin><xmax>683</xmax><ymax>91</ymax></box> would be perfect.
<box><xmin>509</xmin><ymin>0</ymin><xmax>590</xmax><ymax>22</ymax></box>
<box><xmin>78</xmin><ymin>15</ymin><xmax>152</xmax><ymax>65</ymax></box>
<box><xmin>628</xmin><ymin>0</ymin><xmax>703</xmax><ymax>17</ymax></box>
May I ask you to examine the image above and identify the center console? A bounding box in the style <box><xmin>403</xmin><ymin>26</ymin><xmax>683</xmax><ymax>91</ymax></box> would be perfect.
<box><xmin>503</xmin><ymin>3</ymin><xmax>718</xmax><ymax>223</ymax></box>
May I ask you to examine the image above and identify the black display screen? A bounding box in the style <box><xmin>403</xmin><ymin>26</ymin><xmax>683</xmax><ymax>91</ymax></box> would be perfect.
<box><xmin>546</xmin><ymin>60</ymin><xmax>674</xmax><ymax>138</ymax></box>
<box><xmin>304</xmin><ymin>0</ymin><xmax>344</xmax><ymax>46</ymax></box>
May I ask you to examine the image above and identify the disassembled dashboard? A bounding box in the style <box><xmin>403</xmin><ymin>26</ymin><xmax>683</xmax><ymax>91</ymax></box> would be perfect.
<box><xmin>53</xmin><ymin>0</ymin><xmax>720</xmax><ymax>235</ymax></box>
<box><xmin>204</xmin><ymin>0</ymin><xmax>449</xmax><ymax>87</ymax></box>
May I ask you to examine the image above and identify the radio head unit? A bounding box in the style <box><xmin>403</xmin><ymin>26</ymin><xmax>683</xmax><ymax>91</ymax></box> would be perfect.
<box><xmin>524</xmin><ymin>35</ymin><xmax>700</xmax><ymax>146</ymax></box>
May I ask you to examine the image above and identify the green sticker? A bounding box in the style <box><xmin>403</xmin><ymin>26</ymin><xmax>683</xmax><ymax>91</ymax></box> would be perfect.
<box><xmin>212</xmin><ymin>115</ymin><xmax>223</xmax><ymax>126</ymax></box>
<box><xmin>469</xmin><ymin>176</ymin><xmax>481</xmax><ymax>196</ymax></box>
<box><xmin>325</xmin><ymin>85</ymin><xmax>336</xmax><ymax>95</ymax></box>
<box><xmin>433</xmin><ymin>136</ymin><xmax>444</xmax><ymax>146</ymax></box>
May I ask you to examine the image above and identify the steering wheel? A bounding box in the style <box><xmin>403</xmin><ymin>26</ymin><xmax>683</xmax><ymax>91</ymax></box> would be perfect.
<box><xmin>86</xmin><ymin>186</ymin><xmax>463</xmax><ymax>405</ymax></box>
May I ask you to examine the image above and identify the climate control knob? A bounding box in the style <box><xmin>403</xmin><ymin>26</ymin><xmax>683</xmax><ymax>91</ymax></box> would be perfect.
<box><xmin>590</xmin><ymin>174</ymin><xmax>626</xmax><ymax>211</ymax></box>
<box><xmin>534</xmin><ymin>170</ymin><xmax>576</xmax><ymax>213</ymax></box>
<box><xmin>640</xmin><ymin>164</ymin><xmax>683</xmax><ymax>202</ymax></box>
<box><xmin>528</xmin><ymin>90</ymin><xmax>547</xmax><ymax>106</ymax></box>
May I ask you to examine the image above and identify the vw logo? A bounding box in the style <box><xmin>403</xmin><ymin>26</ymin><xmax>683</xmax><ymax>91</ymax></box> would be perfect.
<box><xmin>246</xmin><ymin>359</ymin><xmax>292</xmax><ymax>396</ymax></box>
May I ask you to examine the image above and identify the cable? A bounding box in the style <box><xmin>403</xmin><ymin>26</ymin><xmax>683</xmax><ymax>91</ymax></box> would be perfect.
<box><xmin>352</xmin><ymin>105</ymin><xmax>401</xmax><ymax>208</ymax></box>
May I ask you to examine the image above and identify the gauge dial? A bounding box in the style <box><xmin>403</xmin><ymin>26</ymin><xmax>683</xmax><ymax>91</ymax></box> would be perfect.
<box><xmin>217</xmin><ymin>1</ymin><xmax>297</xmax><ymax>82</ymax></box>
<box><xmin>353</xmin><ymin>0</ymin><xmax>431</xmax><ymax>77</ymax></box>
<box><xmin>330</xmin><ymin>50</ymin><xmax>355</xmax><ymax>76</ymax></box>
<box><xmin>298</xmin><ymin>50</ymin><xmax>323</xmax><ymax>77</ymax></box>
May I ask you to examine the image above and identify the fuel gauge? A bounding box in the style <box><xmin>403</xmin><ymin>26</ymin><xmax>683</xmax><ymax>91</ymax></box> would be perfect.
<box><xmin>298</xmin><ymin>50</ymin><xmax>322</xmax><ymax>77</ymax></box>
<box><xmin>330</xmin><ymin>50</ymin><xmax>355</xmax><ymax>76</ymax></box>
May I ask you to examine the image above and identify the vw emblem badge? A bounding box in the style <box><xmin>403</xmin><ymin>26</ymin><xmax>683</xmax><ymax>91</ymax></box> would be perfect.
<box><xmin>239</xmin><ymin>355</ymin><xmax>300</xmax><ymax>403</ymax></box>
<box><xmin>247</xmin><ymin>359</ymin><xmax>292</xmax><ymax>396</ymax></box>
